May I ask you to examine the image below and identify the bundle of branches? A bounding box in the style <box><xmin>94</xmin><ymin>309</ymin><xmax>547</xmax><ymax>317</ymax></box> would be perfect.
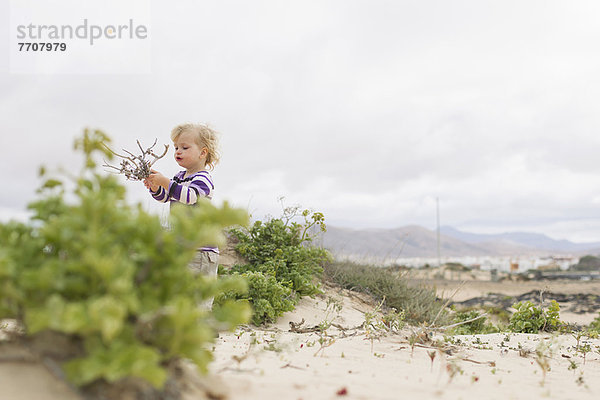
<box><xmin>103</xmin><ymin>139</ymin><xmax>169</xmax><ymax>180</ymax></box>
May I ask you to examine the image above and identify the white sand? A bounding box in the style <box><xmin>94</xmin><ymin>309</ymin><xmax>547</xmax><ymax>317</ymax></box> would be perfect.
<box><xmin>211</xmin><ymin>286</ymin><xmax>600</xmax><ymax>400</ymax></box>
<box><xmin>1</xmin><ymin>281</ymin><xmax>598</xmax><ymax>399</ymax></box>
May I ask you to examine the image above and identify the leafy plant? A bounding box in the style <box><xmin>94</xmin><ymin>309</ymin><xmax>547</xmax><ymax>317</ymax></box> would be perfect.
<box><xmin>0</xmin><ymin>129</ymin><xmax>251</xmax><ymax>389</ymax></box>
<box><xmin>218</xmin><ymin>205</ymin><xmax>330</xmax><ymax>325</ymax></box>
<box><xmin>380</xmin><ymin>308</ymin><xmax>406</xmax><ymax>333</ymax></box>
<box><xmin>589</xmin><ymin>312</ymin><xmax>600</xmax><ymax>332</ymax></box>
<box><xmin>449</xmin><ymin>310</ymin><xmax>498</xmax><ymax>335</ymax></box>
<box><xmin>217</xmin><ymin>270</ymin><xmax>295</xmax><ymax>325</ymax></box>
<box><xmin>230</xmin><ymin>206</ymin><xmax>329</xmax><ymax>296</ymax></box>
<box><xmin>508</xmin><ymin>300</ymin><xmax>562</xmax><ymax>333</ymax></box>
<box><xmin>578</xmin><ymin>343</ymin><xmax>592</xmax><ymax>365</ymax></box>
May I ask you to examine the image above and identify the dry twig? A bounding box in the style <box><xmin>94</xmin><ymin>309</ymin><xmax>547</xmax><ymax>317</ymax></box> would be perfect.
<box><xmin>102</xmin><ymin>139</ymin><xmax>169</xmax><ymax>180</ymax></box>
<box><xmin>431</xmin><ymin>280</ymin><xmax>466</xmax><ymax>327</ymax></box>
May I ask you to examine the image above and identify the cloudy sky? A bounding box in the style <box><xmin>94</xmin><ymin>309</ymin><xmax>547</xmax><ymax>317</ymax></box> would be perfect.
<box><xmin>2</xmin><ymin>0</ymin><xmax>600</xmax><ymax>242</ymax></box>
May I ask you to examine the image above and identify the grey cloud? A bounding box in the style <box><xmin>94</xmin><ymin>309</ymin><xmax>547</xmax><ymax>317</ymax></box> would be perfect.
<box><xmin>3</xmin><ymin>0</ymin><xmax>600</xmax><ymax>242</ymax></box>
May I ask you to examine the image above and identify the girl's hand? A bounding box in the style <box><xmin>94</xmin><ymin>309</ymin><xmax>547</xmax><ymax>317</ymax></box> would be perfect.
<box><xmin>145</xmin><ymin>170</ymin><xmax>170</xmax><ymax>191</ymax></box>
<box><xmin>143</xmin><ymin>177</ymin><xmax>158</xmax><ymax>192</ymax></box>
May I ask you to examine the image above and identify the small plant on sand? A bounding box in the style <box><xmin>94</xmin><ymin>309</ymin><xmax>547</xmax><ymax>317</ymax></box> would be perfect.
<box><xmin>572</xmin><ymin>330</ymin><xmax>585</xmax><ymax>351</ymax></box>
<box><xmin>316</xmin><ymin>295</ymin><xmax>344</xmax><ymax>332</ymax></box>
<box><xmin>499</xmin><ymin>334</ymin><xmax>511</xmax><ymax>348</ymax></box>
<box><xmin>570</xmin><ymin>329</ymin><xmax>597</xmax><ymax>351</ymax></box>
<box><xmin>363</xmin><ymin>298</ymin><xmax>406</xmax><ymax>353</ymax></box>
<box><xmin>446</xmin><ymin>361</ymin><xmax>464</xmax><ymax>383</ymax></box>
<box><xmin>312</xmin><ymin>296</ymin><xmax>343</xmax><ymax>357</ymax></box>
<box><xmin>534</xmin><ymin>337</ymin><xmax>557</xmax><ymax>386</ymax></box>
<box><xmin>509</xmin><ymin>300</ymin><xmax>562</xmax><ymax>333</ymax></box>
<box><xmin>314</xmin><ymin>334</ymin><xmax>336</xmax><ymax>357</ymax></box>
<box><xmin>381</xmin><ymin>308</ymin><xmax>406</xmax><ymax>332</ymax></box>
<box><xmin>328</xmin><ymin>295</ymin><xmax>344</xmax><ymax>310</ymax></box>
<box><xmin>364</xmin><ymin>310</ymin><xmax>382</xmax><ymax>353</ymax></box>
<box><xmin>578</xmin><ymin>343</ymin><xmax>592</xmax><ymax>365</ymax></box>
<box><xmin>588</xmin><ymin>312</ymin><xmax>600</xmax><ymax>333</ymax></box>
<box><xmin>568</xmin><ymin>360</ymin><xmax>578</xmax><ymax>372</ymax></box>
<box><xmin>263</xmin><ymin>341</ymin><xmax>283</xmax><ymax>353</ymax></box>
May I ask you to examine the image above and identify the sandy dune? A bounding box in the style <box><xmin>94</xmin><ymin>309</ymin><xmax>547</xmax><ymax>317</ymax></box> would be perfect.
<box><xmin>1</xmin><ymin>281</ymin><xmax>598</xmax><ymax>399</ymax></box>
<box><xmin>211</xmin><ymin>286</ymin><xmax>600</xmax><ymax>400</ymax></box>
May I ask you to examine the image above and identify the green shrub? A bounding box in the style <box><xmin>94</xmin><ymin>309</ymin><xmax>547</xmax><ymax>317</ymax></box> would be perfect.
<box><xmin>230</xmin><ymin>208</ymin><xmax>329</xmax><ymax>296</ymax></box>
<box><xmin>449</xmin><ymin>310</ymin><xmax>498</xmax><ymax>335</ymax></box>
<box><xmin>508</xmin><ymin>300</ymin><xmax>562</xmax><ymax>333</ymax></box>
<box><xmin>589</xmin><ymin>313</ymin><xmax>600</xmax><ymax>332</ymax></box>
<box><xmin>0</xmin><ymin>129</ymin><xmax>251</xmax><ymax>388</ymax></box>
<box><xmin>218</xmin><ymin>206</ymin><xmax>330</xmax><ymax>325</ymax></box>
<box><xmin>217</xmin><ymin>270</ymin><xmax>295</xmax><ymax>325</ymax></box>
<box><xmin>323</xmin><ymin>261</ymin><xmax>448</xmax><ymax>325</ymax></box>
<box><xmin>482</xmin><ymin>306</ymin><xmax>511</xmax><ymax>325</ymax></box>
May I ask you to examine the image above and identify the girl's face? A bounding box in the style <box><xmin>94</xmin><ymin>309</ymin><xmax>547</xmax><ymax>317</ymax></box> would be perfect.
<box><xmin>173</xmin><ymin>131</ymin><xmax>207</xmax><ymax>172</ymax></box>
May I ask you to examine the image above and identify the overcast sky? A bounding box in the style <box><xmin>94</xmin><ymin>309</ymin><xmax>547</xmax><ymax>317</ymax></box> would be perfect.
<box><xmin>2</xmin><ymin>0</ymin><xmax>600</xmax><ymax>242</ymax></box>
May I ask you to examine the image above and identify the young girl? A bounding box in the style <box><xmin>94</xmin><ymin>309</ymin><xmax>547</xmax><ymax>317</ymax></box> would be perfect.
<box><xmin>144</xmin><ymin>123</ymin><xmax>220</xmax><ymax>298</ymax></box>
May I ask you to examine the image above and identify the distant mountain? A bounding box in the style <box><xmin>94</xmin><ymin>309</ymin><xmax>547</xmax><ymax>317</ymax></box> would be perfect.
<box><xmin>317</xmin><ymin>225</ymin><xmax>600</xmax><ymax>260</ymax></box>
<box><xmin>440</xmin><ymin>226</ymin><xmax>600</xmax><ymax>253</ymax></box>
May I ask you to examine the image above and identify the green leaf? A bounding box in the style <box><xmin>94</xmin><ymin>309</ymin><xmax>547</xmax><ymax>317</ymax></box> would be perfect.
<box><xmin>88</xmin><ymin>296</ymin><xmax>127</xmax><ymax>342</ymax></box>
<box><xmin>41</xmin><ymin>178</ymin><xmax>63</xmax><ymax>189</ymax></box>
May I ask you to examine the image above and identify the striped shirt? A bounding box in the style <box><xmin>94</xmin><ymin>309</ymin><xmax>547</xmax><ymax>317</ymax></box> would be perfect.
<box><xmin>150</xmin><ymin>170</ymin><xmax>218</xmax><ymax>253</ymax></box>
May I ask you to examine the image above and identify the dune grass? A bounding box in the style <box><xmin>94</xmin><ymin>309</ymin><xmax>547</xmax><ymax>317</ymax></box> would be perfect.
<box><xmin>323</xmin><ymin>261</ymin><xmax>449</xmax><ymax>325</ymax></box>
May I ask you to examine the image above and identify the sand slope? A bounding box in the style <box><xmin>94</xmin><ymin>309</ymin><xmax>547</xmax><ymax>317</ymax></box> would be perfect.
<box><xmin>212</xmin><ymin>286</ymin><xmax>600</xmax><ymax>400</ymax></box>
<box><xmin>1</xmin><ymin>283</ymin><xmax>598</xmax><ymax>399</ymax></box>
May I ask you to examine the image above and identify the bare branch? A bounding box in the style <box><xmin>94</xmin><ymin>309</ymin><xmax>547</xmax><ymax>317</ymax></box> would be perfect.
<box><xmin>101</xmin><ymin>143</ymin><xmax>136</xmax><ymax>162</ymax></box>
<box><xmin>102</xmin><ymin>160</ymin><xmax>123</xmax><ymax>171</ymax></box>
<box><xmin>122</xmin><ymin>148</ymin><xmax>138</xmax><ymax>160</ymax></box>
<box><xmin>102</xmin><ymin>139</ymin><xmax>170</xmax><ymax>181</ymax></box>
<box><xmin>148</xmin><ymin>144</ymin><xmax>169</xmax><ymax>168</ymax></box>
<box><xmin>431</xmin><ymin>313</ymin><xmax>488</xmax><ymax>332</ymax></box>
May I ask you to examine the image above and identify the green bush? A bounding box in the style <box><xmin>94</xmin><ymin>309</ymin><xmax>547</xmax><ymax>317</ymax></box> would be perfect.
<box><xmin>589</xmin><ymin>313</ymin><xmax>600</xmax><ymax>332</ymax></box>
<box><xmin>218</xmin><ymin>206</ymin><xmax>330</xmax><ymax>325</ymax></box>
<box><xmin>323</xmin><ymin>261</ymin><xmax>448</xmax><ymax>325</ymax></box>
<box><xmin>449</xmin><ymin>310</ymin><xmax>498</xmax><ymax>335</ymax></box>
<box><xmin>508</xmin><ymin>300</ymin><xmax>562</xmax><ymax>333</ymax></box>
<box><xmin>230</xmin><ymin>208</ymin><xmax>329</xmax><ymax>296</ymax></box>
<box><xmin>0</xmin><ymin>129</ymin><xmax>251</xmax><ymax>388</ymax></box>
<box><xmin>217</xmin><ymin>270</ymin><xmax>295</xmax><ymax>325</ymax></box>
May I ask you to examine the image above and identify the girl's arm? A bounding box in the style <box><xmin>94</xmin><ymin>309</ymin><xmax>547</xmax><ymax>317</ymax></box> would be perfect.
<box><xmin>144</xmin><ymin>170</ymin><xmax>171</xmax><ymax>203</ymax></box>
<box><xmin>149</xmin><ymin>186</ymin><xmax>170</xmax><ymax>203</ymax></box>
<box><xmin>167</xmin><ymin>174</ymin><xmax>212</xmax><ymax>205</ymax></box>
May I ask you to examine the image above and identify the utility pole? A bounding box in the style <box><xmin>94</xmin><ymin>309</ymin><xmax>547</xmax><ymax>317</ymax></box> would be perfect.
<box><xmin>436</xmin><ymin>197</ymin><xmax>441</xmax><ymax>268</ymax></box>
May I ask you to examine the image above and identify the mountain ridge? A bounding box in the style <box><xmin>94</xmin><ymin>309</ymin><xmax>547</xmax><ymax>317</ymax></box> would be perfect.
<box><xmin>317</xmin><ymin>225</ymin><xmax>600</xmax><ymax>260</ymax></box>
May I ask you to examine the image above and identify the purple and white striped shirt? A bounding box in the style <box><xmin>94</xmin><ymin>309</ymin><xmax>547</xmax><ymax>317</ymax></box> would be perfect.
<box><xmin>150</xmin><ymin>170</ymin><xmax>218</xmax><ymax>253</ymax></box>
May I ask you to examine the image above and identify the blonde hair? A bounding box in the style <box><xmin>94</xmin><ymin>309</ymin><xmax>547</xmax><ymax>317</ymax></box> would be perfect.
<box><xmin>170</xmin><ymin>123</ymin><xmax>221</xmax><ymax>170</ymax></box>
